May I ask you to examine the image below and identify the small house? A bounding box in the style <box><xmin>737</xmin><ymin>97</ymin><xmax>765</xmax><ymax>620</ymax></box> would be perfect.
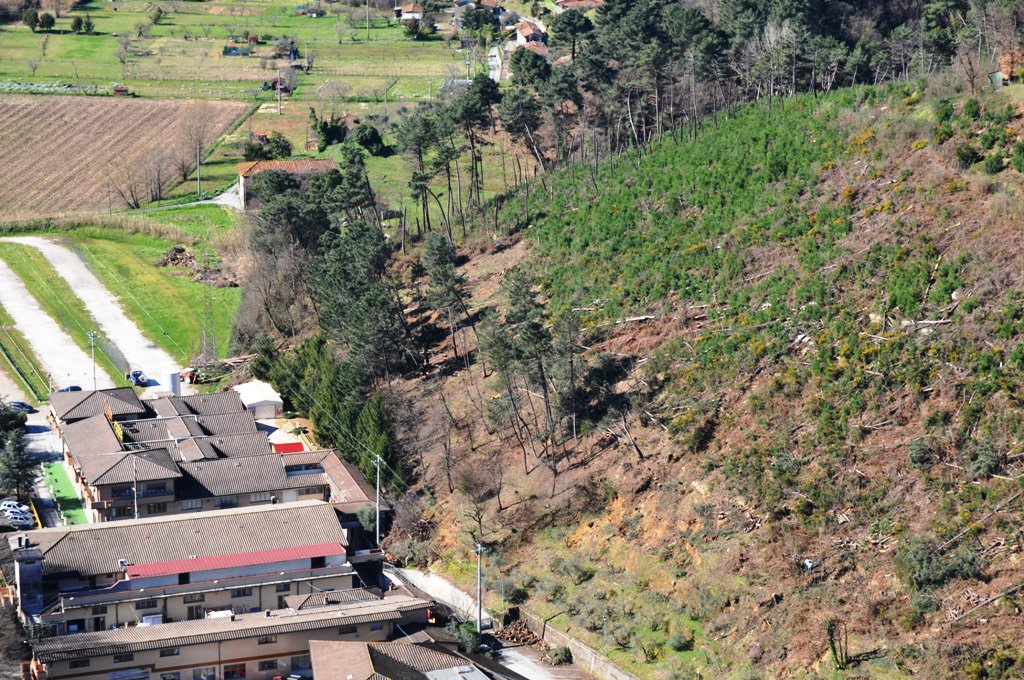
<box><xmin>396</xmin><ymin>2</ymin><xmax>424</xmax><ymax>21</ymax></box>
<box><xmin>236</xmin><ymin>158</ymin><xmax>338</xmax><ymax>211</ymax></box>
<box><xmin>515</xmin><ymin>18</ymin><xmax>544</xmax><ymax>45</ymax></box>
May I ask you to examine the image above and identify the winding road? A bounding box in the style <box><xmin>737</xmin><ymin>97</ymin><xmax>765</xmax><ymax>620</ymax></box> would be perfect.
<box><xmin>0</xmin><ymin>257</ymin><xmax>115</xmax><ymax>391</ymax></box>
<box><xmin>1</xmin><ymin>237</ymin><xmax>191</xmax><ymax>396</ymax></box>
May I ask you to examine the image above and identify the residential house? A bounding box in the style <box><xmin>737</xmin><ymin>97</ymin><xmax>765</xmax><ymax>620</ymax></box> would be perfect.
<box><xmin>310</xmin><ymin>640</ymin><xmax>491</xmax><ymax>680</ymax></box>
<box><xmin>236</xmin><ymin>159</ymin><xmax>337</xmax><ymax>211</ymax></box>
<box><xmin>49</xmin><ymin>388</ymin><xmax>147</xmax><ymax>428</ymax></box>
<box><xmin>395</xmin><ymin>2</ymin><xmax>424</xmax><ymax>22</ymax></box>
<box><xmin>514</xmin><ymin>18</ymin><xmax>544</xmax><ymax>46</ymax></box>
<box><xmin>13</xmin><ymin>501</ymin><xmax>368</xmax><ymax>635</ymax></box>
<box><xmin>474</xmin><ymin>0</ymin><xmax>504</xmax><ymax>17</ymax></box>
<box><xmin>28</xmin><ymin>589</ymin><xmax>431</xmax><ymax>680</ymax></box>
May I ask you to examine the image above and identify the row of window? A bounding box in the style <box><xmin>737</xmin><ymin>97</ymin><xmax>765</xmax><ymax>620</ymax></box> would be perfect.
<box><xmin>72</xmin><ymin>655</ymin><xmax>313</xmax><ymax>675</ymax></box>
<box><xmin>134</xmin><ymin>582</ymin><xmax>291</xmax><ymax>611</ymax></box>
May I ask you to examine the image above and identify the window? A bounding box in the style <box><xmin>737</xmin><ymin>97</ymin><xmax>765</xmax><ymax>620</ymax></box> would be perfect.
<box><xmin>187</xmin><ymin>605</ymin><xmax>205</xmax><ymax>620</ymax></box>
<box><xmin>160</xmin><ymin>648</ymin><xmax>180</xmax><ymax>657</ymax></box>
<box><xmin>91</xmin><ymin>605</ymin><xmax>107</xmax><ymax>615</ymax></box>
<box><xmin>223</xmin><ymin>663</ymin><xmax>246</xmax><ymax>680</ymax></box>
<box><xmin>111</xmin><ymin>486</ymin><xmax>133</xmax><ymax>498</ymax></box>
<box><xmin>257</xmin><ymin>661</ymin><xmax>277</xmax><ymax>672</ymax></box>
<box><xmin>135</xmin><ymin>599</ymin><xmax>158</xmax><ymax>610</ymax></box>
<box><xmin>183</xmin><ymin>593</ymin><xmax>205</xmax><ymax>604</ymax></box>
<box><xmin>250</xmin><ymin>492</ymin><xmax>273</xmax><ymax>503</ymax></box>
<box><xmin>146</xmin><ymin>483</ymin><xmax>167</xmax><ymax>495</ymax></box>
<box><xmin>216</xmin><ymin>496</ymin><xmax>238</xmax><ymax>509</ymax></box>
<box><xmin>147</xmin><ymin>503</ymin><xmax>167</xmax><ymax>514</ymax></box>
<box><xmin>113</xmin><ymin>653</ymin><xmax>134</xmax><ymax>663</ymax></box>
<box><xmin>231</xmin><ymin>587</ymin><xmax>253</xmax><ymax>599</ymax></box>
<box><xmin>257</xmin><ymin>635</ymin><xmax>277</xmax><ymax>645</ymax></box>
<box><xmin>69</xmin><ymin>659</ymin><xmax>90</xmax><ymax>669</ymax></box>
<box><xmin>65</xmin><ymin>619</ymin><xmax>85</xmax><ymax>633</ymax></box>
<box><xmin>275</xmin><ymin>583</ymin><xmax>290</xmax><ymax>593</ymax></box>
<box><xmin>112</xmin><ymin>506</ymin><xmax>134</xmax><ymax>518</ymax></box>
<box><xmin>298</xmin><ymin>487</ymin><xmax>324</xmax><ymax>497</ymax></box>
<box><xmin>193</xmin><ymin>667</ymin><xmax>216</xmax><ymax>680</ymax></box>
<box><xmin>291</xmin><ymin>655</ymin><xmax>311</xmax><ymax>672</ymax></box>
<box><xmin>161</xmin><ymin>674</ymin><xmax>180</xmax><ymax>680</ymax></box>
<box><xmin>370</xmin><ymin>622</ymin><xmax>384</xmax><ymax>631</ymax></box>
<box><xmin>181</xmin><ymin>499</ymin><xmax>202</xmax><ymax>510</ymax></box>
<box><xmin>338</xmin><ymin>624</ymin><xmax>356</xmax><ymax>634</ymax></box>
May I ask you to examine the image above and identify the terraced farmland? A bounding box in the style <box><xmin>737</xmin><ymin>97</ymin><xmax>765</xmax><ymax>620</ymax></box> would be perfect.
<box><xmin>0</xmin><ymin>95</ymin><xmax>247</xmax><ymax>214</ymax></box>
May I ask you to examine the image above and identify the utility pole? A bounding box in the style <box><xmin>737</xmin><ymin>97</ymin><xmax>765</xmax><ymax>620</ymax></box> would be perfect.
<box><xmin>365</xmin><ymin>0</ymin><xmax>369</xmax><ymax>41</ymax></box>
<box><xmin>132</xmin><ymin>455</ymin><xmax>139</xmax><ymax>520</ymax></box>
<box><xmin>475</xmin><ymin>542</ymin><xmax>485</xmax><ymax>632</ymax></box>
<box><xmin>375</xmin><ymin>454</ymin><xmax>381</xmax><ymax>547</ymax></box>
<box><xmin>88</xmin><ymin>331</ymin><xmax>97</xmax><ymax>391</ymax></box>
<box><xmin>278</xmin><ymin>67</ymin><xmax>283</xmax><ymax>115</ymax></box>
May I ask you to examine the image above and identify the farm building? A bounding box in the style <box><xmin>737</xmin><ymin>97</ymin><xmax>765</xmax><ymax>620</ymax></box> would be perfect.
<box><xmin>309</xmin><ymin>640</ymin><xmax>490</xmax><ymax>680</ymax></box>
<box><xmin>395</xmin><ymin>2</ymin><xmax>424</xmax><ymax>21</ymax></box>
<box><xmin>236</xmin><ymin>158</ymin><xmax>338</xmax><ymax>210</ymax></box>
<box><xmin>233</xmin><ymin>379</ymin><xmax>284</xmax><ymax>419</ymax></box>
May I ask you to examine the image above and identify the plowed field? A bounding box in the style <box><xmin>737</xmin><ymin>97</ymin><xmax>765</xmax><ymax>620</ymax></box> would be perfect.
<box><xmin>0</xmin><ymin>95</ymin><xmax>246</xmax><ymax>214</ymax></box>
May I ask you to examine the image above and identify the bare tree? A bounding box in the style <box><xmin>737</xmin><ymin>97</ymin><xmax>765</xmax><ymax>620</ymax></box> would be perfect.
<box><xmin>305</xmin><ymin>49</ymin><xmax>316</xmax><ymax>73</ymax></box>
<box><xmin>171</xmin><ymin>102</ymin><xmax>215</xmax><ymax>181</ymax></box>
<box><xmin>116</xmin><ymin>33</ymin><xmax>132</xmax><ymax>78</ymax></box>
<box><xmin>318</xmin><ymin>79</ymin><xmax>350</xmax><ymax>116</ymax></box>
<box><xmin>143</xmin><ymin>148</ymin><xmax>168</xmax><ymax>203</ymax></box>
<box><xmin>955</xmin><ymin>38</ymin><xmax>983</xmax><ymax>94</ymax></box>
<box><xmin>27</xmin><ymin>59</ymin><xmax>40</xmax><ymax>77</ymax></box>
<box><xmin>110</xmin><ymin>160</ymin><xmax>145</xmax><ymax>209</ymax></box>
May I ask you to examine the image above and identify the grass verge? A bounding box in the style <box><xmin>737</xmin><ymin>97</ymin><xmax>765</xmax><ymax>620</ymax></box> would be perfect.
<box><xmin>0</xmin><ymin>302</ymin><xmax>49</xmax><ymax>402</ymax></box>
<box><xmin>0</xmin><ymin>243</ymin><xmax>125</xmax><ymax>383</ymax></box>
<box><xmin>43</xmin><ymin>463</ymin><xmax>88</xmax><ymax>525</ymax></box>
<box><xmin>68</xmin><ymin>232</ymin><xmax>241</xmax><ymax>364</ymax></box>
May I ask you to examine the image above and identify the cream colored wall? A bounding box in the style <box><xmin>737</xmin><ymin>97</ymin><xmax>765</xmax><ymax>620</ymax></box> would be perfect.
<box><xmin>42</xmin><ymin>620</ymin><xmax>393</xmax><ymax>680</ymax></box>
<box><xmin>46</xmin><ymin>574</ymin><xmax>354</xmax><ymax>631</ymax></box>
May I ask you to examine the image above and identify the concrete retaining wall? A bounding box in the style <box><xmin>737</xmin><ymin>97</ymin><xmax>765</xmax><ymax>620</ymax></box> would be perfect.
<box><xmin>521</xmin><ymin>610</ymin><xmax>640</xmax><ymax>680</ymax></box>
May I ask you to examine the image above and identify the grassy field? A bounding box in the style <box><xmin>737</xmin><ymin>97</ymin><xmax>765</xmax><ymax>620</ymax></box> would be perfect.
<box><xmin>0</xmin><ymin>0</ymin><xmax>479</xmax><ymax>101</ymax></box>
<box><xmin>0</xmin><ymin>301</ymin><xmax>49</xmax><ymax>401</ymax></box>
<box><xmin>0</xmin><ymin>242</ymin><xmax>125</xmax><ymax>381</ymax></box>
<box><xmin>64</xmin><ymin>230</ymin><xmax>241</xmax><ymax>364</ymax></box>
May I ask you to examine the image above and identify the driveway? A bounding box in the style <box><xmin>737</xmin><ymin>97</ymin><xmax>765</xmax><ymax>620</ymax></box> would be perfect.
<box><xmin>0</xmin><ymin>258</ymin><xmax>114</xmax><ymax>391</ymax></box>
<box><xmin>3</xmin><ymin>237</ymin><xmax>191</xmax><ymax>395</ymax></box>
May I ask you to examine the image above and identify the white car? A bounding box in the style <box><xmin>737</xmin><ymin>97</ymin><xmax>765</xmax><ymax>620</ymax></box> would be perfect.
<box><xmin>4</xmin><ymin>509</ymin><xmax>32</xmax><ymax>523</ymax></box>
<box><xmin>0</xmin><ymin>500</ymin><xmax>29</xmax><ymax>514</ymax></box>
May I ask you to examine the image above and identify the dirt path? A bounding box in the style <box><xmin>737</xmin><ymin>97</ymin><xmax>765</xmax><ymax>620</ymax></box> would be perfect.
<box><xmin>0</xmin><ymin>258</ymin><xmax>115</xmax><ymax>391</ymax></box>
<box><xmin>3</xmin><ymin>236</ymin><xmax>190</xmax><ymax>395</ymax></box>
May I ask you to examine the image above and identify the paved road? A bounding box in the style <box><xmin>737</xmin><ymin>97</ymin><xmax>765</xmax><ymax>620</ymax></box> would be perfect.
<box><xmin>0</xmin><ymin>258</ymin><xmax>115</xmax><ymax>391</ymax></box>
<box><xmin>0</xmin><ymin>365</ymin><xmax>26</xmax><ymax>404</ymax></box>
<box><xmin>3</xmin><ymin>237</ymin><xmax>190</xmax><ymax>395</ymax></box>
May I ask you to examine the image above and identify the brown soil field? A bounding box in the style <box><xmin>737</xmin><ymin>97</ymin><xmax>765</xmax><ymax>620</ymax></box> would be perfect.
<box><xmin>0</xmin><ymin>95</ymin><xmax>247</xmax><ymax>215</ymax></box>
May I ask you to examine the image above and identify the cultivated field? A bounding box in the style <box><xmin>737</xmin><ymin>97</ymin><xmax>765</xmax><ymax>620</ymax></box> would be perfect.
<box><xmin>0</xmin><ymin>95</ymin><xmax>247</xmax><ymax>214</ymax></box>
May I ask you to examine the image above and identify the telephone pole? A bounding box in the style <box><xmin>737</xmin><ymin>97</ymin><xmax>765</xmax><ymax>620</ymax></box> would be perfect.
<box><xmin>88</xmin><ymin>331</ymin><xmax>97</xmax><ymax>391</ymax></box>
<box><xmin>196</xmin><ymin>141</ymin><xmax>202</xmax><ymax>199</ymax></box>
<box><xmin>375</xmin><ymin>454</ymin><xmax>381</xmax><ymax>547</ymax></box>
<box><xmin>475</xmin><ymin>542</ymin><xmax>485</xmax><ymax>632</ymax></box>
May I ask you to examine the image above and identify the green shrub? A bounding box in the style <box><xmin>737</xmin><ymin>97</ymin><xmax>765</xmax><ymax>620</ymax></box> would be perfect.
<box><xmin>909</xmin><ymin>438</ymin><xmax>937</xmax><ymax>470</ymax></box>
<box><xmin>668</xmin><ymin>628</ymin><xmax>696</xmax><ymax>651</ymax></box>
<box><xmin>955</xmin><ymin>144</ymin><xmax>981</xmax><ymax>169</ymax></box>
<box><xmin>963</xmin><ymin>99</ymin><xmax>981</xmax><ymax>120</ymax></box>
<box><xmin>932</xmin><ymin>121</ymin><xmax>954</xmax><ymax>145</ymax></box>
<box><xmin>894</xmin><ymin>537</ymin><xmax>981</xmax><ymax>591</ymax></box>
<box><xmin>543</xmin><ymin>645</ymin><xmax>572</xmax><ymax>666</ymax></box>
<box><xmin>935</xmin><ymin>98</ymin><xmax>955</xmax><ymax>123</ymax></box>
<box><xmin>984</xmin><ymin>152</ymin><xmax>1006</xmax><ymax>174</ymax></box>
<box><xmin>962</xmin><ymin>437</ymin><xmax>1004</xmax><ymax>479</ymax></box>
<box><xmin>1011</xmin><ymin>142</ymin><xmax>1024</xmax><ymax>173</ymax></box>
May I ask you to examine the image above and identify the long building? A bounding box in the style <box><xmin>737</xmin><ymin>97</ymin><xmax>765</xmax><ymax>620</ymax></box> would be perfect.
<box><xmin>12</xmin><ymin>501</ymin><xmax>382</xmax><ymax>636</ymax></box>
<box><xmin>29</xmin><ymin>589</ymin><xmax>431</xmax><ymax>680</ymax></box>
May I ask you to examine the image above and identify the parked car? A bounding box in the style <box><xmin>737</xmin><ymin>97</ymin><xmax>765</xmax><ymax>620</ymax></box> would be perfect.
<box><xmin>57</xmin><ymin>385</ymin><xmax>82</xmax><ymax>392</ymax></box>
<box><xmin>4</xmin><ymin>509</ymin><xmax>31</xmax><ymax>521</ymax></box>
<box><xmin>0</xmin><ymin>500</ymin><xmax>30</xmax><ymax>514</ymax></box>
<box><xmin>6</xmin><ymin>401</ymin><xmax>36</xmax><ymax>413</ymax></box>
<box><xmin>126</xmin><ymin>370</ymin><xmax>148</xmax><ymax>387</ymax></box>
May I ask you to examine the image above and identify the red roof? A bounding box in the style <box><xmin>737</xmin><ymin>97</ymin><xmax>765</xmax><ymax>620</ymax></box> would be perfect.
<box><xmin>126</xmin><ymin>542</ymin><xmax>345</xmax><ymax>578</ymax></box>
<box><xmin>237</xmin><ymin>159</ymin><xmax>337</xmax><ymax>178</ymax></box>
<box><xmin>273</xmin><ymin>441</ymin><xmax>307</xmax><ymax>454</ymax></box>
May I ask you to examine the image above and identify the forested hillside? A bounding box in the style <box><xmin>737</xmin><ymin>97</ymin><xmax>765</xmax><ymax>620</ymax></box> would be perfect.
<box><xmin>233</xmin><ymin>1</ymin><xmax>1024</xmax><ymax>677</ymax></box>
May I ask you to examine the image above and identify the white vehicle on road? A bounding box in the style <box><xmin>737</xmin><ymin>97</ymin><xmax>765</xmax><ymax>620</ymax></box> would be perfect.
<box><xmin>0</xmin><ymin>500</ymin><xmax>30</xmax><ymax>514</ymax></box>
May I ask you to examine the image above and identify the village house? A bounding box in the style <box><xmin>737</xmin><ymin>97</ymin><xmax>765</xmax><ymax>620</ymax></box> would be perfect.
<box><xmin>236</xmin><ymin>159</ymin><xmax>338</xmax><ymax>211</ymax></box>
<box><xmin>231</xmin><ymin>379</ymin><xmax>284</xmax><ymax>420</ymax></box>
<box><xmin>394</xmin><ymin>2</ymin><xmax>424</xmax><ymax>22</ymax></box>
<box><xmin>28</xmin><ymin>588</ymin><xmax>431</xmax><ymax>680</ymax></box>
<box><xmin>514</xmin><ymin>18</ymin><xmax>544</xmax><ymax>46</ymax></box>
<box><xmin>12</xmin><ymin>501</ymin><xmax>380</xmax><ymax>637</ymax></box>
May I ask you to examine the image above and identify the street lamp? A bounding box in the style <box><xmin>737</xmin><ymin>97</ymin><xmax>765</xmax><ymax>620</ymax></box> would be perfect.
<box><xmin>87</xmin><ymin>332</ymin><xmax>97</xmax><ymax>391</ymax></box>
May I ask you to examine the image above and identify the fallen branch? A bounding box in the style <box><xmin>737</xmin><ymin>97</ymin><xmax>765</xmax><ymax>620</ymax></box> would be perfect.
<box><xmin>934</xmin><ymin>491</ymin><xmax>1021</xmax><ymax>555</ymax></box>
<box><xmin>948</xmin><ymin>581</ymin><xmax>1024</xmax><ymax>624</ymax></box>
